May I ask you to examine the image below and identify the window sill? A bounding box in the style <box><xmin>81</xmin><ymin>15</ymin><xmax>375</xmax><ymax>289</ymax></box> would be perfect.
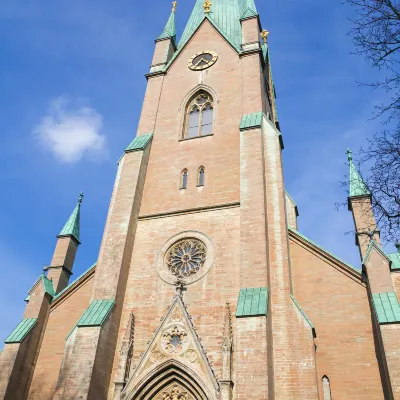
<box><xmin>179</xmin><ymin>134</ymin><xmax>214</xmax><ymax>142</ymax></box>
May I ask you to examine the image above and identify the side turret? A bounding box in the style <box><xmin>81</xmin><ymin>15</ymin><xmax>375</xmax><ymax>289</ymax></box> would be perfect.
<box><xmin>150</xmin><ymin>2</ymin><xmax>177</xmax><ymax>73</ymax></box>
<box><xmin>45</xmin><ymin>193</ymin><xmax>83</xmax><ymax>293</ymax></box>
<box><xmin>346</xmin><ymin>149</ymin><xmax>379</xmax><ymax>260</ymax></box>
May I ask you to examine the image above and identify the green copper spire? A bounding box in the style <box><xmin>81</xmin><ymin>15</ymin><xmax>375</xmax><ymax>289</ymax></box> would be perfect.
<box><xmin>179</xmin><ymin>0</ymin><xmax>243</xmax><ymax>51</ymax></box>
<box><xmin>347</xmin><ymin>149</ymin><xmax>370</xmax><ymax>197</ymax></box>
<box><xmin>58</xmin><ymin>192</ymin><xmax>83</xmax><ymax>243</ymax></box>
<box><xmin>157</xmin><ymin>2</ymin><xmax>177</xmax><ymax>44</ymax></box>
<box><xmin>239</xmin><ymin>0</ymin><xmax>258</xmax><ymax>19</ymax></box>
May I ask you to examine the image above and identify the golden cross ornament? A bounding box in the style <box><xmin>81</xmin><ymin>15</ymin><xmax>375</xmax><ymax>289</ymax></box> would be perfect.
<box><xmin>260</xmin><ymin>29</ymin><xmax>270</xmax><ymax>43</ymax></box>
<box><xmin>203</xmin><ymin>0</ymin><xmax>212</xmax><ymax>13</ymax></box>
<box><xmin>172</xmin><ymin>1</ymin><xmax>177</xmax><ymax>13</ymax></box>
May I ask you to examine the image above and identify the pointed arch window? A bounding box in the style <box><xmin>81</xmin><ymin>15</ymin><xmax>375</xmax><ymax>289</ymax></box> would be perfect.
<box><xmin>198</xmin><ymin>166</ymin><xmax>205</xmax><ymax>187</ymax></box>
<box><xmin>322</xmin><ymin>376</ymin><xmax>332</xmax><ymax>400</ymax></box>
<box><xmin>181</xmin><ymin>169</ymin><xmax>188</xmax><ymax>189</ymax></box>
<box><xmin>186</xmin><ymin>92</ymin><xmax>214</xmax><ymax>138</ymax></box>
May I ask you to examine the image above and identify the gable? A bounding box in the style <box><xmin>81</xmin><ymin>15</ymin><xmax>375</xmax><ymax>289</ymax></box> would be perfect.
<box><xmin>122</xmin><ymin>296</ymin><xmax>219</xmax><ymax>400</ymax></box>
<box><xmin>165</xmin><ymin>18</ymin><xmax>241</xmax><ymax>74</ymax></box>
<box><xmin>178</xmin><ymin>2</ymin><xmax>243</xmax><ymax>51</ymax></box>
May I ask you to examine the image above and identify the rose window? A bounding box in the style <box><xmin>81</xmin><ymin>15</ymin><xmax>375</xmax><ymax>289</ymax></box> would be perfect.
<box><xmin>166</xmin><ymin>239</ymin><xmax>207</xmax><ymax>278</ymax></box>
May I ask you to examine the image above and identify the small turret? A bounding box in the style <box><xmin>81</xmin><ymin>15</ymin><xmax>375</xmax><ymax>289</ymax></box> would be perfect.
<box><xmin>150</xmin><ymin>2</ymin><xmax>177</xmax><ymax>74</ymax></box>
<box><xmin>347</xmin><ymin>149</ymin><xmax>370</xmax><ymax>197</ymax></box>
<box><xmin>46</xmin><ymin>193</ymin><xmax>83</xmax><ymax>293</ymax></box>
<box><xmin>346</xmin><ymin>149</ymin><xmax>379</xmax><ymax>260</ymax></box>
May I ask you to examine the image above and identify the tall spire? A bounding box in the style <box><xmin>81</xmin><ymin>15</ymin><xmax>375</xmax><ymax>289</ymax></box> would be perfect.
<box><xmin>347</xmin><ymin>149</ymin><xmax>370</xmax><ymax>197</ymax></box>
<box><xmin>58</xmin><ymin>192</ymin><xmax>83</xmax><ymax>243</ymax></box>
<box><xmin>157</xmin><ymin>2</ymin><xmax>177</xmax><ymax>44</ymax></box>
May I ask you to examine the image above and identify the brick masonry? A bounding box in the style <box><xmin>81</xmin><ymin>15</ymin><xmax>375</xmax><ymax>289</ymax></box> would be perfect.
<box><xmin>1</xmin><ymin>10</ymin><xmax>400</xmax><ymax>400</ymax></box>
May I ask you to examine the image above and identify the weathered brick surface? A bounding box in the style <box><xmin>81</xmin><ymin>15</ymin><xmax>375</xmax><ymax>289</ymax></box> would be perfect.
<box><xmin>48</xmin><ymin>236</ymin><xmax>78</xmax><ymax>293</ymax></box>
<box><xmin>151</xmin><ymin>38</ymin><xmax>175</xmax><ymax>67</ymax></box>
<box><xmin>392</xmin><ymin>272</ymin><xmax>400</xmax><ymax>299</ymax></box>
<box><xmin>235</xmin><ymin>317</ymin><xmax>268</xmax><ymax>399</ymax></box>
<box><xmin>240</xmin><ymin>127</ymin><xmax>268</xmax><ymax>288</ymax></box>
<box><xmin>290</xmin><ymin>233</ymin><xmax>385</xmax><ymax>399</ymax></box>
<box><xmin>285</xmin><ymin>193</ymin><xmax>298</xmax><ymax>230</ymax></box>
<box><xmin>140</xmin><ymin>21</ymin><xmax>243</xmax><ymax>218</ymax></box>
<box><xmin>365</xmin><ymin>247</ymin><xmax>394</xmax><ymax>294</ymax></box>
<box><xmin>241</xmin><ymin>18</ymin><xmax>260</xmax><ymax>45</ymax></box>
<box><xmin>28</xmin><ymin>272</ymin><xmax>94</xmax><ymax>400</ymax></box>
<box><xmin>109</xmin><ymin>208</ymin><xmax>242</xmax><ymax>398</ymax></box>
<box><xmin>54</xmin><ymin>326</ymin><xmax>101</xmax><ymax>400</ymax></box>
<box><xmin>349</xmin><ymin>196</ymin><xmax>380</xmax><ymax>260</ymax></box>
<box><xmin>381</xmin><ymin>324</ymin><xmax>400</xmax><ymax>398</ymax></box>
<box><xmin>1</xmin><ymin>283</ymin><xmax>51</xmax><ymax>400</ymax></box>
<box><xmin>5</xmin><ymin>11</ymin><xmax>400</xmax><ymax>400</ymax></box>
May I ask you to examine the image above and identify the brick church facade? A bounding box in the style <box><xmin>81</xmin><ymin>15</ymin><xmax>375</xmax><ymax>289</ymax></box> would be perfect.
<box><xmin>1</xmin><ymin>0</ymin><xmax>400</xmax><ymax>398</ymax></box>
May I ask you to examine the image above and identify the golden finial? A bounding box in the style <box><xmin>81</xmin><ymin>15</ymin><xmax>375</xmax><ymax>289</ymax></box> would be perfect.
<box><xmin>172</xmin><ymin>1</ymin><xmax>177</xmax><ymax>13</ymax></box>
<box><xmin>203</xmin><ymin>0</ymin><xmax>212</xmax><ymax>13</ymax></box>
<box><xmin>260</xmin><ymin>29</ymin><xmax>270</xmax><ymax>44</ymax></box>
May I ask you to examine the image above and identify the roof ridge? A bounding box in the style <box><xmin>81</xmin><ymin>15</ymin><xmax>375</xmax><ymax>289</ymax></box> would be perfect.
<box><xmin>52</xmin><ymin>262</ymin><xmax>97</xmax><ymax>302</ymax></box>
<box><xmin>289</xmin><ymin>227</ymin><xmax>360</xmax><ymax>273</ymax></box>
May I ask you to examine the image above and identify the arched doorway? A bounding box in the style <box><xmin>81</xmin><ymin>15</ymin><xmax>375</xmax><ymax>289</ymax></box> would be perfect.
<box><xmin>123</xmin><ymin>360</ymin><xmax>215</xmax><ymax>400</ymax></box>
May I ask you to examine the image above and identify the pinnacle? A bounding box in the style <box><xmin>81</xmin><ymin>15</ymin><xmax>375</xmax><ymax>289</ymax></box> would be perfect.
<box><xmin>58</xmin><ymin>192</ymin><xmax>83</xmax><ymax>243</ymax></box>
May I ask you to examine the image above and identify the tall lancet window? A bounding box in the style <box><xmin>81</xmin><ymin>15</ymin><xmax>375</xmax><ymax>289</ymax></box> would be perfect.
<box><xmin>198</xmin><ymin>166</ymin><xmax>205</xmax><ymax>186</ymax></box>
<box><xmin>181</xmin><ymin>169</ymin><xmax>188</xmax><ymax>189</ymax></box>
<box><xmin>185</xmin><ymin>92</ymin><xmax>214</xmax><ymax>138</ymax></box>
<box><xmin>322</xmin><ymin>376</ymin><xmax>332</xmax><ymax>400</ymax></box>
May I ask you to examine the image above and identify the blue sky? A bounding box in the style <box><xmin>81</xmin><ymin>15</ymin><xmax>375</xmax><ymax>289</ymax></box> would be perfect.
<box><xmin>0</xmin><ymin>0</ymin><xmax>391</xmax><ymax>343</ymax></box>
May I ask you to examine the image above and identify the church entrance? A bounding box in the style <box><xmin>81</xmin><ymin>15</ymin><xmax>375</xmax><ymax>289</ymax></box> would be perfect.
<box><xmin>152</xmin><ymin>381</ymin><xmax>198</xmax><ymax>400</ymax></box>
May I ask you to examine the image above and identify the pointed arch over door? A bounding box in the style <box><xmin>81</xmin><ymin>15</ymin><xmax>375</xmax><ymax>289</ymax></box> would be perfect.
<box><xmin>123</xmin><ymin>360</ymin><xmax>217</xmax><ymax>400</ymax></box>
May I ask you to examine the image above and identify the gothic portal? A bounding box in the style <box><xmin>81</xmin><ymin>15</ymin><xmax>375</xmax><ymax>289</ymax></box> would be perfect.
<box><xmin>2</xmin><ymin>0</ymin><xmax>400</xmax><ymax>399</ymax></box>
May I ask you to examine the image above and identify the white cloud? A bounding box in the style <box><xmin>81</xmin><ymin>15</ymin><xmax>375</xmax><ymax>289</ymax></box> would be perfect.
<box><xmin>34</xmin><ymin>96</ymin><xmax>106</xmax><ymax>163</ymax></box>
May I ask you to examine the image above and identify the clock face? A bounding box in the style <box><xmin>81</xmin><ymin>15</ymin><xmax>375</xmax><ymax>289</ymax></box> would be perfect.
<box><xmin>188</xmin><ymin>51</ymin><xmax>218</xmax><ymax>71</ymax></box>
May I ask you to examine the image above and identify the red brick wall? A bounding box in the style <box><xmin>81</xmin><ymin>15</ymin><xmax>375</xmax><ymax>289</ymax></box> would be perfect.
<box><xmin>140</xmin><ymin>20</ymin><xmax>243</xmax><ymax>218</ymax></box>
<box><xmin>28</xmin><ymin>273</ymin><xmax>94</xmax><ymax>400</ymax></box>
<box><xmin>289</xmin><ymin>234</ymin><xmax>385</xmax><ymax>399</ymax></box>
<box><xmin>108</xmin><ymin>207</ymin><xmax>244</xmax><ymax>398</ymax></box>
<box><xmin>381</xmin><ymin>324</ymin><xmax>400</xmax><ymax>398</ymax></box>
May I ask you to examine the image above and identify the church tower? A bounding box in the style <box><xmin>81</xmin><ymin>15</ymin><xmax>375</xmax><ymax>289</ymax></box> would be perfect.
<box><xmin>3</xmin><ymin>0</ymin><xmax>400</xmax><ymax>399</ymax></box>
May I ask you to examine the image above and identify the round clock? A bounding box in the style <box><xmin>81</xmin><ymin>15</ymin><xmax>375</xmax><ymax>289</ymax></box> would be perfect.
<box><xmin>188</xmin><ymin>50</ymin><xmax>218</xmax><ymax>71</ymax></box>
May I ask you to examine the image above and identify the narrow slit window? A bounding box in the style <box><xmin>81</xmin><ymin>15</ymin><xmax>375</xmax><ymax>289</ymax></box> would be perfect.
<box><xmin>185</xmin><ymin>92</ymin><xmax>214</xmax><ymax>138</ymax></box>
<box><xmin>198</xmin><ymin>167</ymin><xmax>205</xmax><ymax>186</ymax></box>
<box><xmin>181</xmin><ymin>170</ymin><xmax>188</xmax><ymax>189</ymax></box>
<box><xmin>322</xmin><ymin>376</ymin><xmax>332</xmax><ymax>400</ymax></box>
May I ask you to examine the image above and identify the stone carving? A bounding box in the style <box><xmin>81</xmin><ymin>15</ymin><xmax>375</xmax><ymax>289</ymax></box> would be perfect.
<box><xmin>166</xmin><ymin>239</ymin><xmax>206</xmax><ymax>278</ymax></box>
<box><xmin>183</xmin><ymin>348</ymin><xmax>198</xmax><ymax>363</ymax></box>
<box><xmin>156</xmin><ymin>384</ymin><xmax>194</xmax><ymax>400</ymax></box>
<box><xmin>162</xmin><ymin>326</ymin><xmax>188</xmax><ymax>354</ymax></box>
<box><xmin>149</xmin><ymin>349</ymin><xmax>166</xmax><ymax>363</ymax></box>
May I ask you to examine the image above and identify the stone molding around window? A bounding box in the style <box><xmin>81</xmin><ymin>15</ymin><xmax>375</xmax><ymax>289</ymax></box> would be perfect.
<box><xmin>156</xmin><ymin>231</ymin><xmax>215</xmax><ymax>286</ymax></box>
<box><xmin>183</xmin><ymin>91</ymin><xmax>214</xmax><ymax>139</ymax></box>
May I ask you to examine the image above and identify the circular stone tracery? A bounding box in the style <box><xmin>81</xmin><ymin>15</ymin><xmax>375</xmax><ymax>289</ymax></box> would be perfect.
<box><xmin>166</xmin><ymin>239</ymin><xmax>207</xmax><ymax>278</ymax></box>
